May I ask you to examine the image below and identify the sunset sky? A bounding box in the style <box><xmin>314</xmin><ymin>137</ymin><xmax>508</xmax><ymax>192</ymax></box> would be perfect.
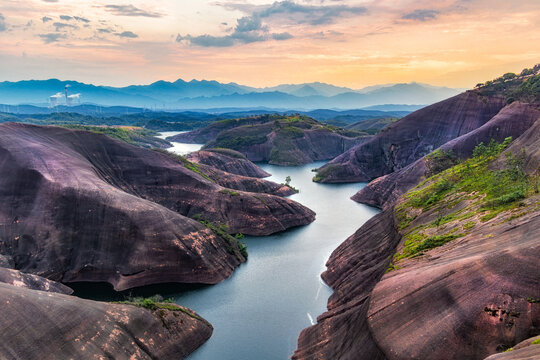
<box><xmin>0</xmin><ymin>0</ymin><xmax>539</xmax><ymax>88</ymax></box>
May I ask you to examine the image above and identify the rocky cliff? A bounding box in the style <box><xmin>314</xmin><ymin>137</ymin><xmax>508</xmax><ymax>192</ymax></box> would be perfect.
<box><xmin>295</xmin><ymin>68</ymin><xmax>540</xmax><ymax>360</ymax></box>
<box><xmin>186</xmin><ymin>148</ymin><xmax>271</xmax><ymax>178</ymax></box>
<box><xmin>0</xmin><ymin>123</ymin><xmax>314</xmax><ymax>290</ymax></box>
<box><xmin>295</xmin><ymin>125</ymin><xmax>540</xmax><ymax>359</ymax></box>
<box><xmin>353</xmin><ymin>101</ymin><xmax>540</xmax><ymax>208</ymax></box>
<box><xmin>293</xmin><ymin>209</ymin><xmax>401</xmax><ymax>360</ymax></box>
<box><xmin>314</xmin><ymin>91</ymin><xmax>507</xmax><ymax>182</ymax></box>
<box><xmin>0</xmin><ymin>270</ymin><xmax>212</xmax><ymax>360</ymax></box>
<box><xmin>315</xmin><ymin>67</ymin><xmax>540</xmax><ymax>184</ymax></box>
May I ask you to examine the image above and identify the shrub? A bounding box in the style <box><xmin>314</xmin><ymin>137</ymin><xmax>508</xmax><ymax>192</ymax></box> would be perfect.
<box><xmin>415</xmin><ymin>234</ymin><xmax>464</xmax><ymax>253</ymax></box>
<box><xmin>426</xmin><ymin>149</ymin><xmax>459</xmax><ymax>177</ymax></box>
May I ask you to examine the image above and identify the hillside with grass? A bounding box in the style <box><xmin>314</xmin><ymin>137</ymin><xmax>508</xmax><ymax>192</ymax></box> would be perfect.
<box><xmin>171</xmin><ymin>115</ymin><xmax>369</xmax><ymax>166</ymax></box>
<box><xmin>60</xmin><ymin>124</ymin><xmax>171</xmax><ymax>148</ymax></box>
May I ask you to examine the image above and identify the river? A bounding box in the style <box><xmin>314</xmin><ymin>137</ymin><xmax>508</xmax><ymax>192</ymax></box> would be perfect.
<box><xmin>160</xmin><ymin>135</ymin><xmax>379</xmax><ymax>359</ymax></box>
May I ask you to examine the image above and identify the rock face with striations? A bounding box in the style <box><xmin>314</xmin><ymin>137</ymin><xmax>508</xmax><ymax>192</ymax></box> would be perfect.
<box><xmin>295</xmin><ymin>123</ymin><xmax>540</xmax><ymax>360</ymax></box>
<box><xmin>314</xmin><ymin>91</ymin><xmax>507</xmax><ymax>183</ymax></box>
<box><xmin>0</xmin><ymin>123</ymin><xmax>314</xmax><ymax>290</ymax></box>
<box><xmin>171</xmin><ymin>115</ymin><xmax>368</xmax><ymax>166</ymax></box>
<box><xmin>0</xmin><ymin>270</ymin><xmax>212</xmax><ymax>360</ymax></box>
<box><xmin>293</xmin><ymin>209</ymin><xmax>401</xmax><ymax>360</ymax></box>
<box><xmin>295</xmin><ymin>68</ymin><xmax>540</xmax><ymax>360</ymax></box>
<box><xmin>186</xmin><ymin>148</ymin><xmax>271</xmax><ymax>178</ymax></box>
<box><xmin>353</xmin><ymin>101</ymin><xmax>540</xmax><ymax>208</ymax></box>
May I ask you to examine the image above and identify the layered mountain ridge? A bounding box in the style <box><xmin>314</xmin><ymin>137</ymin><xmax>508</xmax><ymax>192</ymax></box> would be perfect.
<box><xmin>0</xmin><ymin>78</ymin><xmax>461</xmax><ymax>109</ymax></box>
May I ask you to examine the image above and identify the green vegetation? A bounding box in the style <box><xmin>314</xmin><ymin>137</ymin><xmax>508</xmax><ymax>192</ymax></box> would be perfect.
<box><xmin>476</xmin><ymin>64</ymin><xmax>540</xmax><ymax>103</ymax></box>
<box><xmin>113</xmin><ymin>295</ymin><xmax>208</xmax><ymax>323</ymax></box>
<box><xmin>207</xmin><ymin>148</ymin><xmax>247</xmax><ymax>159</ymax></box>
<box><xmin>60</xmin><ymin>124</ymin><xmax>169</xmax><ymax>148</ymax></box>
<box><xmin>152</xmin><ymin>148</ymin><xmax>214</xmax><ymax>182</ymax></box>
<box><xmin>205</xmin><ymin>115</ymin><xmax>365</xmax><ymax>165</ymax></box>
<box><xmin>425</xmin><ymin>149</ymin><xmax>459</xmax><ymax>177</ymax></box>
<box><xmin>390</xmin><ymin>137</ymin><xmax>538</xmax><ymax>268</ymax></box>
<box><xmin>193</xmin><ymin>214</ymin><xmax>248</xmax><ymax>260</ymax></box>
<box><xmin>0</xmin><ymin>111</ymin><xmax>220</xmax><ymax>132</ymax></box>
<box><xmin>313</xmin><ymin>164</ymin><xmax>341</xmax><ymax>182</ymax></box>
<box><xmin>532</xmin><ymin>339</ymin><xmax>540</xmax><ymax>345</ymax></box>
<box><xmin>404</xmin><ymin>137</ymin><xmax>529</xmax><ymax>215</ymax></box>
<box><xmin>219</xmin><ymin>189</ymin><xmax>240</xmax><ymax>196</ymax></box>
<box><xmin>282</xmin><ymin>175</ymin><xmax>299</xmax><ymax>193</ymax></box>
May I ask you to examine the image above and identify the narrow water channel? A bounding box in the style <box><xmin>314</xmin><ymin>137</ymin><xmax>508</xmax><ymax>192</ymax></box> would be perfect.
<box><xmin>162</xmin><ymin>137</ymin><xmax>379</xmax><ymax>359</ymax></box>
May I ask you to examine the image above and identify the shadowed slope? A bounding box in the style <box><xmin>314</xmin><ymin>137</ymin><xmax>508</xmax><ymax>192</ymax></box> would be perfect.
<box><xmin>315</xmin><ymin>91</ymin><xmax>506</xmax><ymax>183</ymax></box>
<box><xmin>0</xmin><ymin>123</ymin><xmax>314</xmax><ymax>290</ymax></box>
<box><xmin>353</xmin><ymin>102</ymin><xmax>540</xmax><ymax>209</ymax></box>
<box><xmin>0</xmin><ymin>278</ymin><xmax>212</xmax><ymax>360</ymax></box>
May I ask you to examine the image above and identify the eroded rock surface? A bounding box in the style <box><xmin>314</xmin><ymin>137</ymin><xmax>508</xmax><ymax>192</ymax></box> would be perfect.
<box><xmin>0</xmin><ymin>123</ymin><xmax>314</xmax><ymax>290</ymax></box>
<box><xmin>293</xmin><ymin>209</ymin><xmax>401</xmax><ymax>360</ymax></box>
<box><xmin>353</xmin><ymin>102</ymin><xmax>540</xmax><ymax>209</ymax></box>
<box><xmin>0</xmin><ymin>281</ymin><xmax>212</xmax><ymax>360</ymax></box>
<box><xmin>315</xmin><ymin>91</ymin><xmax>506</xmax><ymax>183</ymax></box>
<box><xmin>186</xmin><ymin>149</ymin><xmax>271</xmax><ymax>178</ymax></box>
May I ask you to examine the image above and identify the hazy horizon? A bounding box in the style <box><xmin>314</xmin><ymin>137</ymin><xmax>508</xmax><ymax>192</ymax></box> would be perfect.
<box><xmin>1</xmin><ymin>1</ymin><xmax>539</xmax><ymax>88</ymax></box>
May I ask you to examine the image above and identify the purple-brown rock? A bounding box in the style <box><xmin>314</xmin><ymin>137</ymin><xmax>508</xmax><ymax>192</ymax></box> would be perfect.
<box><xmin>0</xmin><ymin>123</ymin><xmax>314</xmax><ymax>290</ymax></box>
<box><xmin>186</xmin><ymin>149</ymin><xmax>271</xmax><ymax>178</ymax></box>
<box><xmin>315</xmin><ymin>91</ymin><xmax>506</xmax><ymax>183</ymax></box>
<box><xmin>0</xmin><ymin>277</ymin><xmax>212</xmax><ymax>360</ymax></box>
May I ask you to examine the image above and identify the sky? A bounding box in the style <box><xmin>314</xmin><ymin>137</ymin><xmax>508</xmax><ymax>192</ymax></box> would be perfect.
<box><xmin>0</xmin><ymin>0</ymin><xmax>539</xmax><ymax>88</ymax></box>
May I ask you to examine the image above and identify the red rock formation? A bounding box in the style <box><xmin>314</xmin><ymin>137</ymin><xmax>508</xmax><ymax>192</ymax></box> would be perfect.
<box><xmin>483</xmin><ymin>336</ymin><xmax>540</xmax><ymax>359</ymax></box>
<box><xmin>315</xmin><ymin>91</ymin><xmax>506</xmax><ymax>183</ymax></box>
<box><xmin>195</xmin><ymin>162</ymin><xmax>295</xmax><ymax>196</ymax></box>
<box><xmin>0</xmin><ymin>272</ymin><xmax>212</xmax><ymax>360</ymax></box>
<box><xmin>0</xmin><ymin>267</ymin><xmax>73</xmax><ymax>294</ymax></box>
<box><xmin>353</xmin><ymin>102</ymin><xmax>540</xmax><ymax>209</ymax></box>
<box><xmin>295</xmin><ymin>99</ymin><xmax>540</xmax><ymax>360</ymax></box>
<box><xmin>186</xmin><ymin>149</ymin><xmax>271</xmax><ymax>178</ymax></box>
<box><xmin>293</xmin><ymin>209</ymin><xmax>401</xmax><ymax>360</ymax></box>
<box><xmin>368</xmin><ymin>205</ymin><xmax>539</xmax><ymax>359</ymax></box>
<box><xmin>0</xmin><ymin>123</ymin><xmax>314</xmax><ymax>290</ymax></box>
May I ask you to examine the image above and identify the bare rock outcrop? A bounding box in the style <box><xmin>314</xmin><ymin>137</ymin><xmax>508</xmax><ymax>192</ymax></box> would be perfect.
<box><xmin>0</xmin><ymin>123</ymin><xmax>314</xmax><ymax>290</ymax></box>
<box><xmin>315</xmin><ymin>91</ymin><xmax>506</xmax><ymax>182</ymax></box>
<box><xmin>353</xmin><ymin>101</ymin><xmax>540</xmax><ymax>209</ymax></box>
<box><xmin>0</xmin><ymin>279</ymin><xmax>212</xmax><ymax>360</ymax></box>
<box><xmin>186</xmin><ymin>149</ymin><xmax>271</xmax><ymax>178</ymax></box>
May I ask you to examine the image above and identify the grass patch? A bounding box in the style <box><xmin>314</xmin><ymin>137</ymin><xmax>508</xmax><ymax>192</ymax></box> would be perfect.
<box><xmin>193</xmin><ymin>214</ymin><xmax>247</xmax><ymax>261</ymax></box>
<box><xmin>113</xmin><ymin>295</ymin><xmax>209</xmax><ymax>324</ymax></box>
<box><xmin>405</xmin><ymin>137</ymin><xmax>533</xmax><ymax>219</ymax></box>
<box><xmin>219</xmin><ymin>189</ymin><xmax>240</xmax><ymax>196</ymax></box>
<box><xmin>393</xmin><ymin>137</ymin><xmax>539</xmax><ymax>264</ymax></box>
<box><xmin>152</xmin><ymin>148</ymin><xmax>214</xmax><ymax>182</ymax></box>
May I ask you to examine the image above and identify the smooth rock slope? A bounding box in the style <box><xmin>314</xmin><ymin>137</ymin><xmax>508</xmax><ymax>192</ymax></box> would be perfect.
<box><xmin>0</xmin><ymin>123</ymin><xmax>314</xmax><ymax>290</ymax></box>
<box><xmin>0</xmin><ymin>273</ymin><xmax>212</xmax><ymax>360</ymax></box>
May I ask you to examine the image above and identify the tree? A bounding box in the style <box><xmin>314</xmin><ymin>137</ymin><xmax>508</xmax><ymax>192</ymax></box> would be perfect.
<box><xmin>285</xmin><ymin>176</ymin><xmax>291</xmax><ymax>186</ymax></box>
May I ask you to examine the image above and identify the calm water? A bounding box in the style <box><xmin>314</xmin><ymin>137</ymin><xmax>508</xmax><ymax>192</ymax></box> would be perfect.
<box><xmin>161</xmin><ymin>150</ymin><xmax>379</xmax><ymax>359</ymax></box>
<box><xmin>157</xmin><ymin>131</ymin><xmax>204</xmax><ymax>155</ymax></box>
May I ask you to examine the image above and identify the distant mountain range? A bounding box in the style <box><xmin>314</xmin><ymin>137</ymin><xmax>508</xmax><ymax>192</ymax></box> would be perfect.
<box><xmin>0</xmin><ymin>78</ymin><xmax>464</xmax><ymax>110</ymax></box>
